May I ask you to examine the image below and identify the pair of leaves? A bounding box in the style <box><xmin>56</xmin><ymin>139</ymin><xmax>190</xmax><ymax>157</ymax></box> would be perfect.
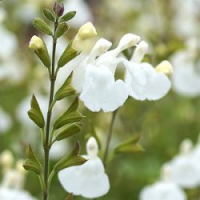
<box><xmin>54</xmin><ymin>74</ymin><xmax>76</xmax><ymax>101</ymax></box>
<box><xmin>23</xmin><ymin>145</ymin><xmax>42</xmax><ymax>175</ymax></box>
<box><xmin>114</xmin><ymin>134</ymin><xmax>144</xmax><ymax>154</ymax></box>
<box><xmin>58</xmin><ymin>42</ymin><xmax>79</xmax><ymax>68</ymax></box>
<box><xmin>54</xmin><ymin>142</ymin><xmax>87</xmax><ymax>171</ymax></box>
<box><xmin>53</xmin><ymin>97</ymin><xmax>84</xmax><ymax>130</ymax></box>
<box><xmin>28</xmin><ymin>95</ymin><xmax>45</xmax><ymax>128</ymax></box>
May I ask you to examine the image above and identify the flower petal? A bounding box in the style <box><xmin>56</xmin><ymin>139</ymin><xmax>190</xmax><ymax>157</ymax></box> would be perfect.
<box><xmin>58</xmin><ymin>157</ymin><xmax>110</xmax><ymax>198</ymax></box>
<box><xmin>125</xmin><ymin>62</ymin><xmax>171</xmax><ymax>100</ymax></box>
<box><xmin>80</xmin><ymin>65</ymin><xmax>128</xmax><ymax>112</ymax></box>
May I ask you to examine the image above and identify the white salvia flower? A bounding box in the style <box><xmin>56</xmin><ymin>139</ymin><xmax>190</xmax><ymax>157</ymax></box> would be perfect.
<box><xmin>58</xmin><ymin>137</ymin><xmax>110</xmax><ymax>198</ymax></box>
<box><xmin>171</xmin><ymin>38</ymin><xmax>200</xmax><ymax>97</ymax></box>
<box><xmin>80</xmin><ymin>65</ymin><xmax>128</xmax><ymax>112</ymax></box>
<box><xmin>167</xmin><ymin>139</ymin><xmax>200</xmax><ymax>188</ymax></box>
<box><xmin>140</xmin><ymin>164</ymin><xmax>186</xmax><ymax>200</ymax></box>
<box><xmin>123</xmin><ymin>40</ymin><xmax>172</xmax><ymax>101</ymax></box>
<box><xmin>0</xmin><ymin>187</ymin><xmax>37</xmax><ymax>200</ymax></box>
<box><xmin>125</xmin><ymin>62</ymin><xmax>171</xmax><ymax>101</ymax></box>
<box><xmin>0</xmin><ymin>26</ymin><xmax>17</xmax><ymax>59</ymax></box>
<box><xmin>139</xmin><ymin>181</ymin><xmax>186</xmax><ymax>200</ymax></box>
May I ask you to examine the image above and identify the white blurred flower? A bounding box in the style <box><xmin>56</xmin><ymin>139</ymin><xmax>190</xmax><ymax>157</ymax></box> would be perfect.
<box><xmin>0</xmin><ymin>26</ymin><xmax>17</xmax><ymax>59</ymax></box>
<box><xmin>63</xmin><ymin>0</ymin><xmax>93</xmax><ymax>28</ymax></box>
<box><xmin>140</xmin><ymin>181</ymin><xmax>186</xmax><ymax>200</ymax></box>
<box><xmin>0</xmin><ymin>151</ymin><xmax>37</xmax><ymax>200</ymax></box>
<box><xmin>171</xmin><ymin>38</ymin><xmax>200</xmax><ymax>97</ymax></box>
<box><xmin>172</xmin><ymin>0</ymin><xmax>200</xmax><ymax>38</ymax></box>
<box><xmin>167</xmin><ymin>139</ymin><xmax>200</xmax><ymax>188</ymax></box>
<box><xmin>140</xmin><ymin>164</ymin><xmax>186</xmax><ymax>200</ymax></box>
<box><xmin>58</xmin><ymin>137</ymin><xmax>110</xmax><ymax>198</ymax></box>
<box><xmin>0</xmin><ymin>108</ymin><xmax>12</xmax><ymax>133</ymax></box>
<box><xmin>0</xmin><ymin>187</ymin><xmax>37</xmax><ymax>200</ymax></box>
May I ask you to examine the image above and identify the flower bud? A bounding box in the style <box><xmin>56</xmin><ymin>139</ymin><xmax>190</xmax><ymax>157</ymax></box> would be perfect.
<box><xmin>76</xmin><ymin>22</ymin><xmax>97</xmax><ymax>40</ymax></box>
<box><xmin>29</xmin><ymin>35</ymin><xmax>51</xmax><ymax>68</ymax></box>
<box><xmin>86</xmin><ymin>137</ymin><xmax>98</xmax><ymax>159</ymax></box>
<box><xmin>0</xmin><ymin>150</ymin><xmax>14</xmax><ymax>171</ymax></box>
<box><xmin>29</xmin><ymin>35</ymin><xmax>44</xmax><ymax>50</ymax></box>
<box><xmin>72</xmin><ymin>22</ymin><xmax>97</xmax><ymax>52</ymax></box>
<box><xmin>155</xmin><ymin>60</ymin><xmax>173</xmax><ymax>76</ymax></box>
<box><xmin>53</xmin><ymin>2</ymin><xmax>64</xmax><ymax>17</ymax></box>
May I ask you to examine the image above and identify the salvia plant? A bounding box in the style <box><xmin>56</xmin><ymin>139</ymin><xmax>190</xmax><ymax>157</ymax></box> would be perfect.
<box><xmin>25</xmin><ymin>1</ymin><xmax>173</xmax><ymax>200</ymax></box>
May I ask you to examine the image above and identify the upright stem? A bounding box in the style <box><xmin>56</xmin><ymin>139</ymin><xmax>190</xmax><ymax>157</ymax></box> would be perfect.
<box><xmin>103</xmin><ymin>109</ymin><xmax>118</xmax><ymax>167</ymax></box>
<box><xmin>43</xmin><ymin>19</ymin><xmax>58</xmax><ymax>200</ymax></box>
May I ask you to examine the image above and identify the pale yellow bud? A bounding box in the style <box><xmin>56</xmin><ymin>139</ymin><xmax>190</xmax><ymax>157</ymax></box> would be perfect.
<box><xmin>77</xmin><ymin>22</ymin><xmax>97</xmax><ymax>40</ymax></box>
<box><xmin>0</xmin><ymin>150</ymin><xmax>14</xmax><ymax>170</ymax></box>
<box><xmin>72</xmin><ymin>22</ymin><xmax>97</xmax><ymax>52</ymax></box>
<box><xmin>29</xmin><ymin>35</ymin><xmax>44</xmax><ymax>50</ymax></box>
<box><xmin>16</xmin><ymin>159</ymin><xmax>26</xmax><ymax>174</ymax></box>
<box><xmin>155</xmin><ymin>60</ymin><xmax>173</xmax><ymax>76</ymax></box>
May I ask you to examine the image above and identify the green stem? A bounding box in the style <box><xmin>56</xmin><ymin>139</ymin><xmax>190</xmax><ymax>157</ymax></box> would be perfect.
<box><xmin>43</xmin><ymin>19</ymin><xmax>58</xmax><ymax>200</ymax></box>
<box><xmin>103</xmin><ymin>109</ymin><xmax>118</xmax><ymax>167</ymax></box>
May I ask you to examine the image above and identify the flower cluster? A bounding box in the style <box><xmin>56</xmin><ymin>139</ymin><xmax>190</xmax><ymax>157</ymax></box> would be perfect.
<box><xmin>140</xmin><ymin>138</ymin><xmax>200</xmax><ymax>200</ymax></box>
<box><xmin>59</xmin><ymin>23</ymin><xmax>172</xmax><ymax>112</ymax></box>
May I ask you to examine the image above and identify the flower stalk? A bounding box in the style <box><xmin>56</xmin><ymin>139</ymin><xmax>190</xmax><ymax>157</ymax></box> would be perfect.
<box><xmin>43</xmin><ymin>18</ymin><xmax>58</xmax><ymax>200</ymax></box>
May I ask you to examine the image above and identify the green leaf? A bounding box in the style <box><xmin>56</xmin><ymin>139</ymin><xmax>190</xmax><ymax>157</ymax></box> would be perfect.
<box><xmin>43</xmin><ymin>9</ymin><xmax>55</xmax><ymax>22</ymax></box>
<box><xmin>54</xmin><ymin>142</ymin><xmax>87</xmax><ymax>171</ymax></box>
<box><xmin>58</xmin><ymin>42</ymin><xmax>79</xmax><ymax>68</ymax></box>
<box><xmin>53</xmin><ymin>97</ymin><xmax>84</xmax><ymax>129</ymax></box>
<box><xmin>61</xmin><ymin>11</ymin><xmax>76</xmax><ymax>21</ymax></box>
<box><xmin>55</xmin><ymin>123</ymin><xmax>82</xmax><ymax>141</ymax></box>
<box><xmin>28</xmin><ymin>95</ymin><xmax>45</xmax><ymax>128</ymax></box>
<box><xmin>54</xmin><ymin>74</ymin><xmax>76</xmax><ymax>101</ymax></box>
<box><xmin>66</xmin><ymin>193</ymin><xmax>73</xmax><ymax>200</ymax></box>
<box><xmin>114</xmin><ymin>134</ymin><xmax>145</xmax><ymax>154</ymax></box>
<box><xmin>114</xmin><ymin>144</ymin><xmax>144</xmax><ymax>154</ymax></box>
<box><xmin>33</xmin><ymin>18</ymin><xmax>52</xmax><ymax>36</ymax></box>
<box><xmin>55</xmin><ymin>22</ymin><xmax>69</xmax><ymax>38</ymax></box>
<box><xmin>23</xmin><ymin>145</ymin><xmax>42</xmax><ymax>175</ymax></box>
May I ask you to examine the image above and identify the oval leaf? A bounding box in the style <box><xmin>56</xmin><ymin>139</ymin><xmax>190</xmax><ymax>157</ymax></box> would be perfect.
<box><xmin>43</xmin><ymin>9</ymin><xmax>55</xmax><ymax>22</ymax></box>
<box><xmin>55</xmin><ymin>22</ymin><xmax>69</xmax><ymax>38</ymax></box>
<box><xmin>33</xmin><ymin>18</ymin><xmax>52</xmax><ymax>36</ymax></box>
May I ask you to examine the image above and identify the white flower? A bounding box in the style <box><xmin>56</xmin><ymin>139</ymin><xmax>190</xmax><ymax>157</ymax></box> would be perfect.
<box><xmin>140</xmin><ymin>164</ymin><xmax>186</xmax><ymax>200</ymax></box>
<box><xmin>171</xmin><ymin>38</ymin><xmax>200</xmax><ymax>97</ymax></box>
<box><xmin>59</xmin><ymin>34</ymin><xmax>171</xmax><ymax>112</ymax></box>
<box><xmin>140</xmin><ymin>181</ymin><xmax>186</xmax><ymax>200</ymax></box>
<box><xmin>80</xmin><ymin>65</ymin><xmax>128</xmax><ymax>112</ymax></box>
<box><xmin>167</xmin><ymin>139</ymin><xmax>200</xmax><ymax>188</ymax></box>
<box><xmin>124</xmin><ymin>61</ymin><xmax>171</xmax><ymax>101</ymax></box>
<box><xmin>72</xmin><ymin>34</ymin><xmax>139</xmax><ymax>112</ymax></box>
<box><xmin>0</xmin><ymin>187</ymin><xmax>37</xmax><ymax>200</ymax></box>
<box><xmin>58</xmin><ymin>137</ymin><xmax>110</xmax><ymax>198</ymax></box>
<box><xmin>0</xmin><ymin>108</ymin><xmax>12</xmax><ymax>133</ymax></box>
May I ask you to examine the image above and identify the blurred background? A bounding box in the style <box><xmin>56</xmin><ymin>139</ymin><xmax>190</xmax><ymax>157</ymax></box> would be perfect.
<box><xmin>0</xmin><ymin>0</ymin><xmax>200</xmax><ymax>199</ymax></box>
